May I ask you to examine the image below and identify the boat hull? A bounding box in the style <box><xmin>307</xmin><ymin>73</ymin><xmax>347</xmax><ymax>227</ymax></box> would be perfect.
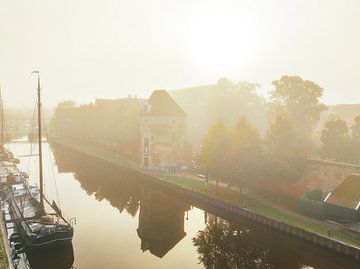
<box><xmin>26</xmin><ymin>242</ymin><xmax>75</xmax><ymax>269</ymax></box>
<box><xmin>16</xmin><ymin>223</ymin><xmax>74</xmax><ymax>251</ymax></box>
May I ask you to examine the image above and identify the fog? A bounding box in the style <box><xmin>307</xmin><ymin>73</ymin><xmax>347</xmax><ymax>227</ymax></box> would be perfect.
<box><xmin>1</xmin><ymin>2</ymin><xmax>360</xmax><ymax>267</ymax></box>
<box><xmin>1</xmin><ymin>0</ymin><xmax>360</xmax><ymax>108</ymax></box>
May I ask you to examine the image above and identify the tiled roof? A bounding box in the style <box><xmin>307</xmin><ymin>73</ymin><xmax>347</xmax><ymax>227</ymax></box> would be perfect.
<box><xmin>326</xmin><ymin>174</ymin><xmax>360</xmax><ymax>209</ymax></box>
<box><xmin>147</xmin><ymin>90</ymin><xmax>187</xmax><ymax>117</ymax></box>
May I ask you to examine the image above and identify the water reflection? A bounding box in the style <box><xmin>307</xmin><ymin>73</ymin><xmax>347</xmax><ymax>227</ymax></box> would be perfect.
<box><xmin>137</xmin><ymin>187</ymin><xmax>189</xmax><ymax>257</ymax></box>
<box><xmin>54</xmin><ymin>145</ymin><xmax>190</xmax><ymax>258</ymax></box>
<box><xmin>54</xmin><ymin>146</ymin><xmax>141</xmax><ymax>216</ymax></box>
<box><xmin>193</xmin><ymin>217</ymin><xmax>272</xmax><ymax>269</ymax></box>
<box><xmin>194</xmin><ymin>215</ymin><xmax>360</xmax><ymax>269</ymax></box>
<box><xmin>50</xmin><ymin>144</ymin><xmax>359</xmax><ymax>269</ymax></box>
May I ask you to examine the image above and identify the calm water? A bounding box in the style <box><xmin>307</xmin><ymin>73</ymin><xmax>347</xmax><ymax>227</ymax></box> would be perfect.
<box><xmin>6</xmin><ymin>141</ymin><xmax>360</xmax><ymax>269</ymax></box>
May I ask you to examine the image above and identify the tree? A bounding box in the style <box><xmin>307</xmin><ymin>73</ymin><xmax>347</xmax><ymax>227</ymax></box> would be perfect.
<box><xmin>209</xmin><ymin>78</ymin><xmax>267</xmax><ymax>132</ymax></box>
<box><xmin>270</xmin><ymin>76</ymin><xmax>326</xmax><ymax>137</ymax></box>
<box><xmin>320</xmin><ymin>118</ymin><xmax>351</xmax><ymax>162</ymax></box>
<box><xmin>197</xmin><ymin>117</ymin><xmax>264</xmax><ymax>186</ymax></box>
<box><xmin>227</xmin><ymin>117</ymin><xmax>263</xmax><ymax>188</ymax></box>
<box><xmin>197</xmin><ymin>120</ymin><xmax>230</xmax><ymax>180</ymax></box>
<box><xmin>351</xmin><ymin>116</ymin><xmax>360</xmax><ymax>163</ymax></box>
<box><xmin>264</xmin><ymin>116</ymin><xmax>306</xmax><ymax>185</ymax></box>
<box><xmin>351</xmin><ymin>116</ymin><xmax>360</xmax><ymax>141</ymax></box>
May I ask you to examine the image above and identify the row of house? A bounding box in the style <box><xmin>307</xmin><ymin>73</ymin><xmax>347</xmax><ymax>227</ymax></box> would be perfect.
<box><xmin>54</xmin><ymin>90</ymin><xmax>189</xmax><ymax>173</ymax></box>
<box><xmin>54</xmin><ymin>79</ymin><xmax>269</xmax><ymax>171</ymax></box>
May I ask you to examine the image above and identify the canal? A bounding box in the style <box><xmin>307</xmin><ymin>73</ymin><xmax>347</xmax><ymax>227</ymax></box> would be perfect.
<box><xmin>6</xmin><ymin>141</ymin><xmax>360</xmax><ymax>269</ymax></box>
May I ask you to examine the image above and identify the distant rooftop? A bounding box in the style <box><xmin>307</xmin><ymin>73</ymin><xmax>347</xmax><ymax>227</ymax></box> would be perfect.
<box><xmin>146</xmin><ymin>90</ymin><xmax>187</xmax><ymax>117</ymax></box>
<box><xmin>169</xmin><ymin>84</ymin><xmax>218</xmax><ymax>105</ymax></box>
<box><xmin>95</xmin><ymin>96</ymin><xmax>145</xmax><ymax>106</ymax></box>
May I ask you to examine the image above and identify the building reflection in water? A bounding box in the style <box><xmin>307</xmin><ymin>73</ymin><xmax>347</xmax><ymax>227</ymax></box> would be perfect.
<box><xmin>137</xmin><ymin>187</ymin><xmax>189</xmax><ymax>258</ymax></box>
<box><xmin>54</xmin><ymin>145</ymin><xmax>190</xmax><ymax>258</ymax></box>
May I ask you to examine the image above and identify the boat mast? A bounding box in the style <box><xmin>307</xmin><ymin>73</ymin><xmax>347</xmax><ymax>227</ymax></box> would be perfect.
<box><xmin>33</xmin><ymin>71</ymin><xmax>44</xmax><ymax>206</ymax></box>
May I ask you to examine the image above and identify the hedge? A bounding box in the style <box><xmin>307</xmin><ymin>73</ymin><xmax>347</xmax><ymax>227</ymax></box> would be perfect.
<box><xmin>297</xmin><ymin>197</ymin><xmax>360</xmax><ymax>223</ymax></box>
<box><xmin>297</xmin><ymin>197</ymin><xmax>326</xmax><ymax>220</ymax></box>
<box><xmin>324</xmin><ymin>203</ymin><xmax>360</xmax><ymax>223</ymax></box>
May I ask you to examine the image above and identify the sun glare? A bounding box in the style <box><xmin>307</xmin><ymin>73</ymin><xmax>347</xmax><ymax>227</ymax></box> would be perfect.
<box><xmin>185</xmin><ymin>9</ymin><xmax>258</xmax><ymax>75</ymax></box>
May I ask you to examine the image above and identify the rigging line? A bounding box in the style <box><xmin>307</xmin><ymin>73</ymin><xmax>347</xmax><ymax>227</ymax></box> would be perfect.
<box><xmin>45</xmin><ymin>145</ymin><xmax>55</xmax><ymax>205</ymax></box>
<box><xmin>41</xmin><ymin>107</ymin><xmax>48</xmax><ymax>140</ymax></box>
<box><xmin>27</xmin><ymin>98</ymin><xmax>38</xmax><ymax>176</ymax></box>
<box><xmin>39</xmin><ymin>143</ymin><xmax>55</xmax><ymax>206</ymax></box>
<box><xmin>42</xmin><ymin>110</ymin><xmax>61</xmax><ymax>208</ymax></box>
<box><xmin>47</xmin><ymin>143</ymin><xmax>61</xmax><ymax>208</ymax></box>
<box><xmin>39</xmin><ymin>108</ymin><xmax>56</xmax><ymax>204</ymax></box>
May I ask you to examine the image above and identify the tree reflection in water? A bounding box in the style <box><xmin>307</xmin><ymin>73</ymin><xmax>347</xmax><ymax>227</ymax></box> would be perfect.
<box><xmin>53</xmin><ymin>145</ymin><xmax>141</xmax><ymax>217</ymax></box>
<box><xmin>193</xmin><ymin>217</ymin><xmax>272</xmax><ymax>269</ymax></box>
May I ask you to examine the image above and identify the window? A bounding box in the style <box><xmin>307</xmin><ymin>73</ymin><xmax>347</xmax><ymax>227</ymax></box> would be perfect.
<box><xmin>144</xmin><ymin>137</ymin><xmax>150</xmax><ymax>147</ymax></box>
<box><xmin>144</xmin><ymin>157</ymin><xmax>149</xmax><ymax>167</ymax></box>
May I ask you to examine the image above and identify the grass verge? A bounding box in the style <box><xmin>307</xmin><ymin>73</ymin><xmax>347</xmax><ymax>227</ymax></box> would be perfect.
<box><xmin>161</xmin><ymin>175</ymin><xmax>360</xmax><ymax>247</ymax></box>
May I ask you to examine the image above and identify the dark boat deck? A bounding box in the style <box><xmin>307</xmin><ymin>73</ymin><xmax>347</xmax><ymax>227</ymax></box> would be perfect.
<box><xmin>13</xmin><ymin>188</ymin><xmax>66</xmax><ymax>233</ymax></box>
<box><xmin>5</xmin><ymin>182</ymin><xmax>73</xmax><ymax>251</ymax></box>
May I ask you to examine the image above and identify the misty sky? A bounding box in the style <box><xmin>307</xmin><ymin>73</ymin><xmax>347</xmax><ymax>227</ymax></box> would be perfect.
<box><xmin>1</xmin><ymin>0</ymin><xmax>359</xmax><ymax>108</ymax></box>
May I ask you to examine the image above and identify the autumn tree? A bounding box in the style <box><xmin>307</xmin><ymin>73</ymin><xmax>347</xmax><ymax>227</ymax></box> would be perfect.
<box><xmin>264</xmin><ymin>116</ymin><xmax>306</xmax><ymax>184</ymax></box>
<box><xmin>320</xmin><ymin>118</ymin><xmax>351</xmax><ymax>162</ymax></box>
<box><xmin>226</xmin><ymin>117</ymin><xmax>263</xmax><ymax>188</ymax></box>
<box><xmin>197</xmin><ymin>120</ymin><xmax>230</xmax><ymax>180</ymax></box>
<box><xmin>198</xmin><ymin>117</ymin><xmax>263</xmax><ymax>186</ymax></box>
<box><xmin>270</xmin><ymin>76</ymin><xmax>326</xmax><ymax>138</ymax></box>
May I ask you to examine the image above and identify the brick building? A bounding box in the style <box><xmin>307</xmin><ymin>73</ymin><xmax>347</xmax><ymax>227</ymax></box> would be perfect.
<box><xmin>53</xmin><ymin>90</ymin><xmax>188</xmax><ymax>171</ymax></box>
<box><xmin>140</xmin><ymin>90</ymin><xmax>187</xmax><ymax>172</ymax></box>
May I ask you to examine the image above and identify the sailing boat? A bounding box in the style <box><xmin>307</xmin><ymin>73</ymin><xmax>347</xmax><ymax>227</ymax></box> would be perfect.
<box><xmin>5</xmin><ymin>72</ymin><xmax>74</xmax><ymax>251</ymax></box>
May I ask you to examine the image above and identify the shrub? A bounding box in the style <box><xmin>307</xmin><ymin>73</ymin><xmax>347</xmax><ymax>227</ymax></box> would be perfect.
<box><xmin>304</xmin><ymin>189</ymin><xmax>323</xmax><ymax>201</ymax></box>
<box><xmin>297</xmin><ymin>197</ymin><xmax>325</xmax><ymax>220</ymax></box>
